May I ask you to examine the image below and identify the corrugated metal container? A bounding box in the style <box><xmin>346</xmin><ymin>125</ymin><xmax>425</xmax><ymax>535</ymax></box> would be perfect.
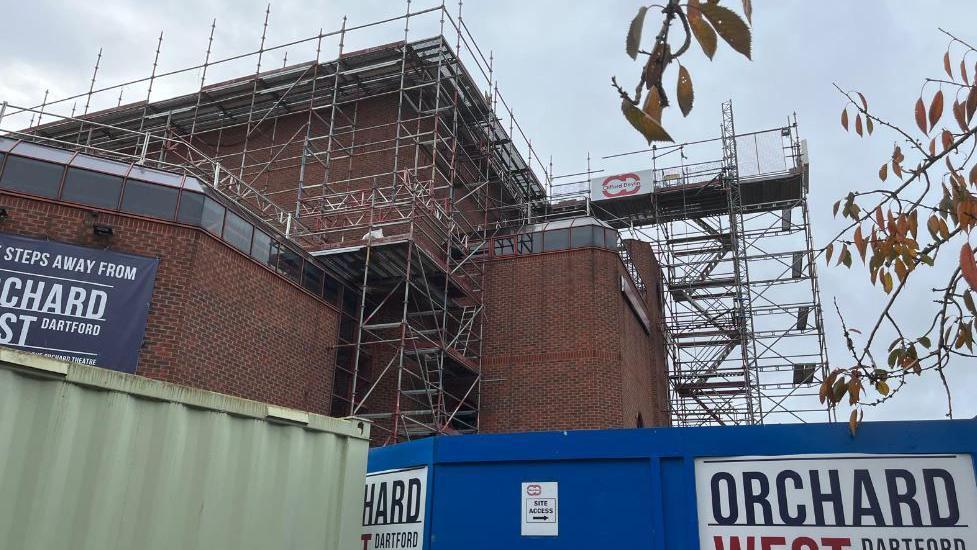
<box><xmin>0</xmin><ymin>348</ymin><xmax>370</xmax><ymax>550</ymax></box>
<box><xmin>368</xmin><ymin>420</ymin><xmax>977</xmax><ymax>549</ymax></box>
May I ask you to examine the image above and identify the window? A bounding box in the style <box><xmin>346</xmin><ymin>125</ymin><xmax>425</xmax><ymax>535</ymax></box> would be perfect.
<box><xmin>251</xmin><ymin>230</ymin><xmax>272</xmax><ymax>265</ymax></box>
<box><xmin>605</xmin><ymin>228</ymin><xmax>619</xmax><ymax>249</ymax></box>
<box><xmin>222</xmin><ymin>210</ymin><xmax>253</xmax><ymax>253</ymax></box>
<box><xmin>343</xmin><ymin>290</ymin><xmax>359</xmax><ymax>316</ymax></box>
<box><xmin>201</xmin><ymin>197</ymin><xmax>225</xmax><ymax>236</ymax></box>
<box><xmin>0</xmin><ymin>155</ymin><xmax>64</xmax><ymax>198</ymax></box>
<box><xmin>518</xmin><ymin>232</ymin><xmax>540</xmax><ymax>254</ymax></box>
<box><xmin>61</xmin><ymin>168</ymin><xmax>123</xmax><ymax>209</ymax></box>
<box><xmin>323</xmin><ymin>275</ymin><xmax>340</xmax><ymax>304</ymax></box>
<box><xmin>494</xmin><ymin>237</ymin><xmax>515</xmax><ymax>256</ymax></box>
<box><xmin>570</xmin><ymin>226</ymin><xmax>596</xmax><ymax>248</ymax></box>
<box><xmin>302</xmin><ymin>262</ymin><xmax>325</xmax><ymax>295</ymax></box>
<box><xmin>121</xmin><ymin>179</ymin><xmax>179</xmax><ymax>218</ymax></box>
<box><xmin>177</xmin><ymin>191</ymin><xmax>205</xmax><ymax>225</ymax></box>
<box><xmin>543</xmin><ymin>228</ymin><xmax>569</xmax><ymax>251</ymax></box>
<box><xmin>276</xmin><ymin>247</ymin><xmax>302</xmax><ymax>283</ymax></box>
<box><xmin>592</xmin><ymin>226</ymin><xmax>606</xmax><ymax>248</ymax></box>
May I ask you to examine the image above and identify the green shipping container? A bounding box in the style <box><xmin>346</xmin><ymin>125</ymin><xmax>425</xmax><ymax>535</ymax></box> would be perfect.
<box><xmin>0</xmin><ymin>348</ymin><xmax>370</xmax><ymax>550</ymax></box>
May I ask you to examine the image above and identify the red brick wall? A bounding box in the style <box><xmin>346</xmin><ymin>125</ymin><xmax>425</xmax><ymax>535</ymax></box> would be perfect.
<box><xmin>480</xmin><ymin>245</ymin><xmax>669</xmax><ymax>433</ymax></box>
<box><xmin>0</xmin><ymin>192</ymin><xmax>340</xmax><ymax>414</ymax></box>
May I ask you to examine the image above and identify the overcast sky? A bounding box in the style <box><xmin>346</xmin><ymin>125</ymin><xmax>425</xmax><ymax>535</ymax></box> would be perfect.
<box><xmin>1</xmin><ymin>1</ymin><xmax>974</xmax><ymax>422</ymax></box>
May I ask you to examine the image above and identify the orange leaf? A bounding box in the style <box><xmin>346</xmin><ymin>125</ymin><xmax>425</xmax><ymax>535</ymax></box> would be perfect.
<box><xmin>855</xmin><ymin>114</ymin><xmax>863</xmax><ymax>136</ymax></box>
<box><xmin>841</xmin><ymin>109</ymin><xmax>849</xmax><ymax>131</ymax></box>
<box><xmin>968</xmin><ymin>85</ymin><xmax>977</xmax><ymax>122</ymax></box>
<box><xmin>929</xmin><ymin>90</ymin><xmax>945</xmax><ymax>129</ymax></box>
<box><xmin>687</xmin><ymin>0</ymin><xmax>718</xmax><ymax>60</ymax></box>
<box><xmin>943</xmin><ymin>129</ymin><xmax>955</xmax><ymax>152</ymax></box>
<box><xmin>677</xmin><ymin>65</ymin><xmax>694</xmax><ymax>117</ymax></box>
<box><xmin>854</xmin><ymin>226</ymin><xmax>867</xmax><ymax>261</ymax></box>
<box><xmin>642</xmin><ymin>86</ymin><xmax>664</xmax><ymax>122</ymax></box>
<box><xmin>849</xmin><ymin>409</ymin><xmax>859</xmax><ymax>436</ymax></box>
<box><xmin>954</xmin><ymin>101</ymin><xmax>968</xmax><ymax>132</ymax></box>
<box><xmin>961</xmin><ymin>243</ymin><xmax>977</xmax><ymax>292</ymax></box>
<box><xmin>915</xmin><ymin>97</ymin><xmax>928</xmax><ymax>134</ymax></box>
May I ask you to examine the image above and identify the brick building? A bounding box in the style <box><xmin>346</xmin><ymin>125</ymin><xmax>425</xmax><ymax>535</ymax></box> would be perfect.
<box><xmin>1</xmin><ymin>32</ymin><xmax>669</xmax><ymax>444</ymax></box>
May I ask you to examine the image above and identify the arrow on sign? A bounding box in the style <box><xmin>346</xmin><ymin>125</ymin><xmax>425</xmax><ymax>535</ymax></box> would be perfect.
<box><xmin>532</xmin><ymin>516</ymin><xmax>549</xmax><ymax>521</ymax></box>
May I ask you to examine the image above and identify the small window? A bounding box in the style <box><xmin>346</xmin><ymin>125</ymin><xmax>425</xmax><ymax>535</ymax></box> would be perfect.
<box><xmin>177</xmin><ymin>191</ymin><xmax>205</xmax><ymax>225</ymax></box>
<box><xmin>61</xmin><ymin>168</ymin><xmax>123</xmax><ymax>209</ymax></box>
<box><xmin>543</xmin><ymin>228</ymin><xmax>569</xmax><ymax>251</ymax></box>
<box><xmin>276</xmin><ymin>247</ymin><xmax>302</xmax><ymax>283</ymax></box>
<box><xmin>0</xmin><ymin>155</ymin><xmax>64</xmax><ymax>198</ymax></box>
<box><xmin>518</xmin><ymin>232</ymin><xmax>540</xmax><ymax>254</ymax></box>
<box><xmin>251</xmin><ymin>230</ymin><xmax>272</xmax><ymax>265</ymax></box>
<box><xmin>201</xmin><ymin>197</ymin><xmax>225</xmax><ymax>236</ymax></box>
<box><xmin>121</xmin><ymin>179</ymin><xmax>179</xmax><ymax>218</ymax></box>
<box><xmin>570</xmin><ymin>226</ymin><xmax>596</xmax><ymax>248</ymax></box>
<box><xmin>222</xmin><ymin>210</ymin><xmax>253</xmax><ymax>253</ymax></box>
<box><xmin>593</xmin><ymin>226</ymin><xmax>606</xmax><ymax>248</ymax></box>
<box><xmin>494</xmin><ymin>237</ymin><xmax>515</xmax><ymax>256</ymax></box>
<box><xmin>303</xmin><ymin>262</ymin><xmax>325</xmax><ymax>294</ymax></box>
<box><xmin>323</xmin><ymin>275</ymin><xmax>340</xmax><ymax>304</ymax></box>
<box><xmin>605</xmin><ymin>228</ymin><xmax>619</xmax><ymax>250</ymax></box>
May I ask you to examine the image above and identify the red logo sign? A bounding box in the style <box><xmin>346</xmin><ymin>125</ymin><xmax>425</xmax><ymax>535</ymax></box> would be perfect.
<box><xmin>526</xmin><ymin>484</ymin><xmax>542</xmax><ymax>496</ymax></box>
<box><xmin>601</xmin><ymin>172</ymin><xmax>642</xmax><ymax>198</ymax></box>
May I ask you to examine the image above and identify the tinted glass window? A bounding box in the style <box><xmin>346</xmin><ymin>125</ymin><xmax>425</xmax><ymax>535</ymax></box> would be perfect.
<box><xmin>177</xmin><ymin>191</ymin><xmax>205</xmax><ymax>225</ymax></box>
<box><xmin>121</xmin><ymin>179</ymin><xmax>179</xmax><ymax>218</ymax></box>
<box><xmin>0</xmin><ymin>155</ymin><xmax>64</xmax><ymax>198</ymax></box>
<box><xmin>518</xmin><ymin>232</ymin><xmax>540</xmax><ymax>254</ymax></box>
<box><xmin>223</xmin><ymin>210</ymin><xmax>253</xmax><ymax>253</ymax></box>
<box><xmin>61</xmin><ymin>168</ymin><xmax>123</xmax><ymax>209</ymax></box>
<box><xmin>571</xmin><ymin>226</ymin><xmax>596</xmax><ymax>248</ymax></box>
<box><xmin>605</xmin><ymin>229</ymin><xmax>619</xmax><ymax>249</ymax></box>
<box><xmin>494</xmin><ymin>237</ymin><xmax>515</xmax><ymax>256</ymax></box>
<box><xmin>302</xmin><ymin>262</ymin><xmax>324</xmax><ymax>294</ymax></box>
<box><xmin>251</xmin><ymin>230</ymin><xmax>272</xmax><ymax>265</ymax></box>
<box><xmin>276</xmin><ymin>247</ymin><xmax>302</xmax><ymax>283</ymax></box>
<box><xmin>543</xmin><ymin>228</ymin><xmax>569</xmax><ymax>251</ymax></box>
<box><xmin>593</xmin><ymin>226</ymin><xmax>606</xmax><ymax>248</ymax></box>
<box><xmin>323</xmin><ymin>275</ymin><xmax>340</xmax><ymax>304</ymax></box>
<box><xmin>201</xmin><ymin>197</ymin><xmax>225</xmax><ymax>236</ymax></box>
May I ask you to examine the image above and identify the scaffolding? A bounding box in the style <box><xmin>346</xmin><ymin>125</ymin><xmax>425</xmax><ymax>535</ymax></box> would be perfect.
<box><xmin>547</xmin><ymin>102</ymin><xmax>831</xmax><ymax>426</ymax></box>
<box><xmin>0</xmin><ymin>1</ymin><xmax>829</xmax><ymax>435</ymax></box>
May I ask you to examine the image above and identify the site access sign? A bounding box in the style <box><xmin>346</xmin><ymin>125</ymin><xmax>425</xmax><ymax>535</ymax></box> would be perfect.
<box><xmin>362</xmin><ymin>466</ymin><xmax>428</xmax><ymax>550</ymax></box>
<box><xmin>521</xmin><ymin>481</ymin><xmax>558</xmax><ymax>537</ymax></box>
<box><xmin>695</xmin><ymin>453</ymin><xmax>977</xmax><ymax>550</ymax></box>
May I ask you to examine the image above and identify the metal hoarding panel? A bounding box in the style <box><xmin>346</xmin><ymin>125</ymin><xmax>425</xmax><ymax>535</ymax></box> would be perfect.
<box><xmin>368</xmin><ymin>420</ymin><xmax>977</xmax><ymax>549</ymax></box>
<box><xmin>0</xmin><ymin>348</ymin><xmax>370</xmax><ymax>550</ymax></box>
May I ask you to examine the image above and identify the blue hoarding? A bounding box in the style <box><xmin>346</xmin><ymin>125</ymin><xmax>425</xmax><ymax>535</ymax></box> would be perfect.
<box><xmin>367</xmin><ymin>420</ymin><xmax>977</xmax><ymax>550</ymax></box>
<box><xmin>0</xmin><ymin>232</ymin><xmax>157</xmax><ymax>373</ymax></box>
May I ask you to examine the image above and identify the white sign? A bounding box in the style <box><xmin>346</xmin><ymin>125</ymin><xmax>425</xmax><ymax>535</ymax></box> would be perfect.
<box><xmin>590</xmin><ymin>169</ymin><xmax>654</xmax><ymax>201</ymax></box>
<box><xmin>695</xmin><ymin>453</ymin><xmax>977</xmax><ymax>550</ymax></box>
<box><xmin>521</xmin><ymin>481</ymin><xmax>558</xmax><ymax>536</ymax></box>
<box><xmin>362</xmin><ymin>466</ymin><xmax>428</xmax><ymax>550</ymax></box>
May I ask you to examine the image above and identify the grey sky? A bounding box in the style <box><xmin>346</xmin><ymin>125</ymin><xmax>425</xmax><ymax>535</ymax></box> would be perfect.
<box><xmin>1</xmin><ymin>0</ymin><xmax>974</xmax><ymax>421</ymax></box>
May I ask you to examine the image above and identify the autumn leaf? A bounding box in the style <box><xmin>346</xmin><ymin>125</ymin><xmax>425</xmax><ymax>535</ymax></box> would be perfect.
<box><xmin>962</xmin><ymin>60</ymin><xmax>970</xmax><ymax>86</ymax></box>
<box><xmin>915</xmin><ymin>97</ymin><xmax>928</xmax><ymax>134</ymax></box>
<box><xmin>962</xmin><ymin>243</ymin><xmax>977</xmax><ymax>292</ymax></box>
<box><xmin>622</xmin><ymin>99</ymin><xmax>673</xmax><ymax>144</ymax></box>
<box><xmin>944</xmin><ymin>51</ymin><xmax>953</xmax><ymax>78</ymax></box>
<box><xmin>879</xmin><ymin>163</ymin><xmax>887</xmax><ymax>182</ymax></box>
<box><xmin>967</xmin><ymin>85</ymin><xmax>977</xmax><ymax>121</ymax></box>
<box><xmin>970</xmin><ymin>164</ymin><xmax>977</xmax><ymax>187</ymax></box>
<box><xmin>855</xmin><ymin>114</ymin><xmax>863</xmax><ymax>136</ymax></box>
<box><xmin>825</xmin><ymin>243</ymin><xmax>834</xmax><ymax>264</ymax></box>
<box><xmin>677</xmin><ymin>65</ymin><xmax>694</xmax><ymax>117</ymax></box>
<box><xmin>699</xmin><ymin>3</ymin><xmax>752</xmax><ymax>59</ymax></box>
<box><xmin>742</xmin><ymin>0</ymin><xmax>752</xmax><ymax>23</ymax></box>
<box><xmin>849</xmin><ymin>409</ymin><xmax>859</xmax><ymax>436</ymax></box>
<box><xmin>841</xmin><ymin>109</ymin><xmax>849</xmax><ymax>131</ymax></box>
<box><xmin>642</xmin><ymin>86</ymin><xmax>664</xmax><ymax>122</ymax></box>
<box><xmin>866</xmin><ymin>117</ymin><xmax>874</xmax><ymax>135</ymax></box>
<box><xmin>929</xmin><ymin>90</ymin><xmax>945</xmax><ymax>129</ymax></box>
<box><xmin>854</xmin><ymin>226</ymin><xmax>868</xmax><ymax>261</ymax></box>
<box><xmin>953</xmin><ymin>101</ymin><xmax>968</xmax><ymax>133</ymax></box>
<box><xmin>687</xmin><ymin>0</ymin><xmax>718</xmax><ymax>60</ymax></box>
<box><xmin>942</xmin><ymin>129</ymin><xmax>954</xmax><ymax>152</ymax></box>
<box><xmin>625</xmin><ymin>6</ymin><xmax>648</xmax><ymax>60</ymax></box>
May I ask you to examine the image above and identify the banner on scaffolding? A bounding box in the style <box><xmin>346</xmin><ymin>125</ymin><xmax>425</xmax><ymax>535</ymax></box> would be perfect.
<box><xmin>589</xmin><ymin>169</ymin><xmax>654</xmax><ymax>201</ymax></box>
